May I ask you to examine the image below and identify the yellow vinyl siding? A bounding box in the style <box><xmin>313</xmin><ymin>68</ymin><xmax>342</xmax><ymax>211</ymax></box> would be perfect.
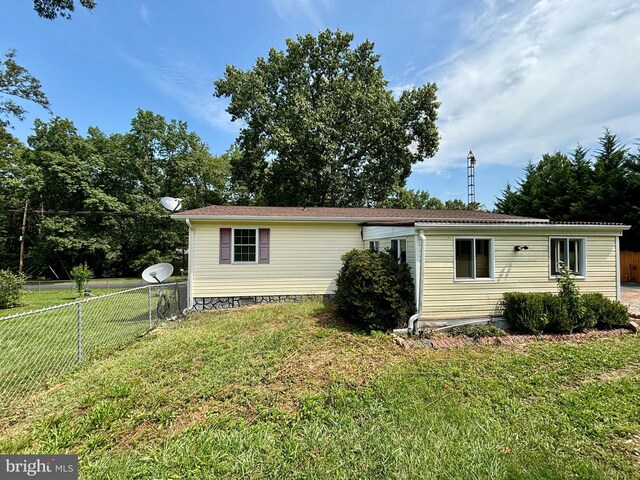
<box><xmin>422</xmin><ymin>230</ymin><xmax>617</xmax><ymax>320</ymax></box>
<box><xmin>191</xmin><ymin>221</ymin><xmax>362</xmax><ymax>297</ymax></box>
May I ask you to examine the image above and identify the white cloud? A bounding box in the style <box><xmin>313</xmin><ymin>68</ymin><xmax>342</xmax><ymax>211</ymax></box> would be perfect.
<box><xmin>120</xmin><ymin>50</ymin><xmax>240</xmax><ymax>135</ymax></box>
<box><xmin>413</xmin><ymin>0</ymin><xmax>640</xmax><ymax>174</ymax></box>
<box><xmin>269</xmin><ymin>0</ymin><xmax>332</xmax><ymax>27</ymax></box>
<box><xmin>139</xmin><ymin>3</ymin><xmax>149</xmax><ymax>25</ymax></box>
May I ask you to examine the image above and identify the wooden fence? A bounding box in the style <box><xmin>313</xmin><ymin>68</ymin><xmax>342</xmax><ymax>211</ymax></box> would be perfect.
<box><xmin>621</xmin><ymin>251</ymin><xmax>640</xmax><ymax>283</ymax></box>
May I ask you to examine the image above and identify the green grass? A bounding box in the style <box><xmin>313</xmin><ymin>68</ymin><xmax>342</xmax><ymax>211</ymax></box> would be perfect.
<box><xmin>1</xmin><ymin>302</ymin><xmax>639</xmax><ymax>479</ymax></box>
<box><xmin>1</xmin><ymin>289</ymin><xmax>127</xmax><ymax>316</ymax></box>
<box><xmin>0</xmin><ymin>286</ymin><xmax>179</xmax><ymax>399</ymax></box>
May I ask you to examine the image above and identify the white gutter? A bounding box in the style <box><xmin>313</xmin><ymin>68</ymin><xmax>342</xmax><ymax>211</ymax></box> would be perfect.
<box><xmin>616</xmin><ymin>236</ymin><xmax>621</xmax><ymax>301</ymax></box>
<box><xmin>415</xmin><ymin>223</ymin><xmax>630</xmax><ymax>232</ymax></box>
<box><xmin>413</xmin><ymin>234</ymin><xmax>419</xmax><ymax>310</ymax></box>
<box><xmin>186</xmin><ymin>219</ymin><xmax>195</xmax><ymax>309</ymax></box>
<box><xmin>394</xmin><ymin>230</ymin><xmax>426</xmax><ymax>336</ymax></box>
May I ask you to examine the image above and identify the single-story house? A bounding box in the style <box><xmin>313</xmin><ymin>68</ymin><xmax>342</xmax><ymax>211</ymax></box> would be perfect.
<box><xmin>172</xmin><ymin>205</ymin><xmax>629</xmax><ymax>333</ymax></box>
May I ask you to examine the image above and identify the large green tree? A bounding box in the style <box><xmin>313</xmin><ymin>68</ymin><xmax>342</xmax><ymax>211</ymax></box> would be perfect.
<box><xmin>215</xmin><ymin>29</ymin><xmax>440</xmax><ymax>207</ymax></box>
<box><xmin>378</xmin><ymin>187</ymin><xmax>469</xmax><ymax>210</ymax></box>
<box><xmin>32</xmin><ymin>0</ymin><xmax>96</xmax><ymax>19</ymax></box>
<box><xmin>495</xmin><ymin>130</ymin><xmax>640</xmax><ymax>250</ymax></box>
<box><xmin>0</xmin><ymin>111</ymin><xmax>230</xmax><ymax>277</ymax></box>
<box><xmin>0</xmin><ymin>50</ymin><xmax>50</xmax><ymax>135</ymax></box>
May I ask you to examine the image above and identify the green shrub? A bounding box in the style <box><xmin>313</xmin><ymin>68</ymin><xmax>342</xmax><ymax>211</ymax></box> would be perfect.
<box><xmin>502</xmin><ymin>292</ymin><xmax>548</xmax><ymax>334</ymax></box>
<box><xmin>335</xmin><ymin>249</ymin><xmax>415</xmax><ymax>332</ymax></box>
<box><xmin>539</xmin><ymin>293</ymin><xmax>570</xmax><ymax>333</ymax></box>
<box><xmin>449</xmin><ymin>324</ymin><xmax>505</xmax><ymax>338</ymax></box>
<box><xmin>583</xmin><ymin>292</ymin><xmax>629</xmax><ymax>328</ymax></box>
<box><xmin>555</xmin><ymin>264</ymin><xmax>595</xmax><ymax>332</ymax></box>
<box><xmin>0</xmin><ymin>269</ymin><xmax>26</xmax><ymax>309</ymax></box>
<box><xmin>71</xmin><ymin>263</ymin><xmax>93</xmax><ymax>294</ymax></box>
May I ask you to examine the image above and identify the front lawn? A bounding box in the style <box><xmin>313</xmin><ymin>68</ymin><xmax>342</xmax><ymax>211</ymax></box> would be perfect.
<box><xmin>1</xmin><ymin>302</ymin><xmax>638</xmax><ymax>479</ymax></box>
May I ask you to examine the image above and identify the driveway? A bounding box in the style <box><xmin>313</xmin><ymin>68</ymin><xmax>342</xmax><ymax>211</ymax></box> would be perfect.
<box><xmin>620</xmin><ymin>283</ymin><xmax>640</xmax><ymax>317</ymax></box>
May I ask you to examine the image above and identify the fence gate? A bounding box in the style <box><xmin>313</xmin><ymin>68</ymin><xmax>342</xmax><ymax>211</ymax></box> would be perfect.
<box><xmin>621</xmin><ymin>251</ymin><xmax>640</xmax><ymax>283</ymax></box>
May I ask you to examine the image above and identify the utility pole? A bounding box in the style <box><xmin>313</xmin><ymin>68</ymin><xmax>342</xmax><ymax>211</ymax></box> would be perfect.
<box><xmin>19</xmin><ymin>198</ymin><xmax>29</xmax><ymax>273</ymax></box>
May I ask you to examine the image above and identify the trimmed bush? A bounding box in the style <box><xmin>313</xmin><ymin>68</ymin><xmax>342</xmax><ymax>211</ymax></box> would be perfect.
<box><xmin>502</xmin><ymin>292</ymin><xmax>548</xmax><ymax>334</ymax></box>
<box><xmin>0</xmin><ymin>269</ymin><xmax>26</xmax><ymax>309</ymax></box>
<box><xmin>335</xmin><ymin>249</ymin><xmax>415</xmax><ymax>332</ymax></box>
<box><xmin>503</xmin><ymin>288</ymin><xmax>627</xmax><ymax>334</ymax></box>
<box><xmin>583</xmin><ymin>292</ymin><xmax>630</xmax><ymax>328</ymax></box>
<box><xmin>541</xmin><ymin>293</ymin><xmax>571</xmax><ymax>333</ymax></box>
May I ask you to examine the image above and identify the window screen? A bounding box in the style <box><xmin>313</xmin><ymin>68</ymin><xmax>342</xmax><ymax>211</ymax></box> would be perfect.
<box><xmin>551</xmin><ymin>238</ymin><xmax>585</xmax><ymax>276</ymax></box>
<box><xmin>455</xmin><ymin>238</ymin><xmax>492</xmax><ymax>279</ymax></box>
<box><xmin>233</xmin><ymin>229</ymin><xmax>256</xmax><ymax>262</ymax></box>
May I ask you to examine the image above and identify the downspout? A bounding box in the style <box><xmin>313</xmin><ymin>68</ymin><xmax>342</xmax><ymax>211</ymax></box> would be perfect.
<box><xmin>394</xmin><ymin>230</ymin><xmax>426</xmax><ymax>336</ymax></box>
<box><xmin>185</xmin><ymin>218</ymin><xmax>195</xmax><ymax>309</ymax></box>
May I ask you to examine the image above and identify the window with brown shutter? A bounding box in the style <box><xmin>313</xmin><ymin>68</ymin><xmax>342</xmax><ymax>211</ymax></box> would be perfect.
<box><xmin>220</xmin><ymin>228</ymin><xmax>271</xmax><ymax>264</ymax></box>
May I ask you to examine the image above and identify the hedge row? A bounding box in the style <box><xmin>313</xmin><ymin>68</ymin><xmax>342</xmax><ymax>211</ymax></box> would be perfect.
<box><xmin>502</xmin><ymin>291</ymin><xmax>629</xmax><ymax>334</ymax></box>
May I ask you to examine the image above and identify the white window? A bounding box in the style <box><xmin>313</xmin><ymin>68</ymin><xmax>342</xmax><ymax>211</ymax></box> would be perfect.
<box><xmin>550</xmin><ymin>238</ymin><xmax>586</xmax><ymax>277</ymax></box>
<box><xmin>233</xmin><ymin>228</ymin><xmax>257</xmax><ymax>263</ymax></box>
<box><xmin>369</xmin><ymin>240</ymin><xmax>379</xmax><ymax>252</ymax></box>
<box><xmin>455</xmin><ymin>238</ymin><xmax>493</xmax><ymax>280</ymax></box>
<box><xmin>390</xmin><ymin>238</ymin><xmax>407</xmax><ymax>264</ymax></box>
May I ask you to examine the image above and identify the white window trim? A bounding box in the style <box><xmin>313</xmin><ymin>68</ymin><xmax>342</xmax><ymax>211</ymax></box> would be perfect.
<box><xmin>369</xmin><ymin>240</ymin><xmax>379</xmax><ymax>252</ymax></box>
<box><xmin>390</xmin><ymin>237</ymin><xmax>407</xmax><ymax>264</ymax></box>
<box><xmin>453</xmin><ymin>237</ymin><xmax>495</xmax><ymax>282</ymax></box>
<box><xmin>548</xmin><ymin>237</ymin><xmax>587</xmax><ymax>279</ymax></box>
<box><xmin>231</xmin><ymin>227</ymin><xmax>258</xmax><ymax>264</ymax></box>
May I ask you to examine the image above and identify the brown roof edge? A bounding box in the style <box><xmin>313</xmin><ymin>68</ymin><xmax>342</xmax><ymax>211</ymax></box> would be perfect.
<box><xmin>173</xmin><ymin>204</ymin><xmax>544</xmax><ymax>222</ymax></box>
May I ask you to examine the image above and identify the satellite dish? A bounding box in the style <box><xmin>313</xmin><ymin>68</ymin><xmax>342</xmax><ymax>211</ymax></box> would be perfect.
<box><xmin>142</xmin><ymin>263</ymin><xmax>174</xmax><ymax>284</ymax></box>
<box><xmin>160</xmin><ymin>197</ymin><xmax>182</xmax><ymax>213</ymax></box>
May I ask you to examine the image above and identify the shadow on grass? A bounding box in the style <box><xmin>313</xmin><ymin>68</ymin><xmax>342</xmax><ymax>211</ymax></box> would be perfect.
<box><xmin>310</xmin><ymin>301</ymin><xmax>368</xmax><ymax>335</ymax></box>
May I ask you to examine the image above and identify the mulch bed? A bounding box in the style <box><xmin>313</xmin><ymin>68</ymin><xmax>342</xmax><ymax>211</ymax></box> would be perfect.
<box><xmin>406</xmin><ymin>328</ymin><xmax>634</xmax><ymax>350</ymax></box>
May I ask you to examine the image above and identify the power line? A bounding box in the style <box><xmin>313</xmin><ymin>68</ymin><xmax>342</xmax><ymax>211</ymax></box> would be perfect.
<box><xmin>6</xmin><ymin>209</ymin><xmax>171</xmax><ymax>218</ymax></box>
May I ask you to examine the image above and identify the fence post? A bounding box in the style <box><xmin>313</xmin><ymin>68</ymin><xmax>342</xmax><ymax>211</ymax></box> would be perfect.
<box><xmin>148</xmin><ymin>286</ymin><xmax>153</xmax><ymax>331</ymax></box>
<box><xmin>77</xmin><ymin>303</ymin><xmax>83</xmax><ymax>364</ymax></box>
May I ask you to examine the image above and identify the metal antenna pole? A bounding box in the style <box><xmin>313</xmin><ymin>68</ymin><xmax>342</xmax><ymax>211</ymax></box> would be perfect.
<box><xmin>467</xmin><ymin>151</ymin><xmax>476</xmax><ymax>209</ymax></box>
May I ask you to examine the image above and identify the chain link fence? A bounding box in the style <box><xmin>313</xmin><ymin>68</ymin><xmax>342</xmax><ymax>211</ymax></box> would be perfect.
<box><xmin>0</xmin><ymin>282</ymin><xmax>187</xmax><ymax>406</ymax></box>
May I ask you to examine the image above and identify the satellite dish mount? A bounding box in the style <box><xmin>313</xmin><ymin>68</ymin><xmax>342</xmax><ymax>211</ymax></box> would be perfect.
<box><xmin>142</xmin><ymin>263</ymin><xmax>174</xmax><ymax>284</ymax></box>
<box><xmin>160</xmin><ymin>197</ymin><xmax>182</xmax><ymax>213</ymax></box>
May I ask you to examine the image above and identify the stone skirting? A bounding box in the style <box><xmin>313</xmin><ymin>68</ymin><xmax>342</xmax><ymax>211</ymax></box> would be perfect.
<box><xmin>193</xmin><ymin>294</ymin><xmax>334</xmax><ymax>311</ymax></box>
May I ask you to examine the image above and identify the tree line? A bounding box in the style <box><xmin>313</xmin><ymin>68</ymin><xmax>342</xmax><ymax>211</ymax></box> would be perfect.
<box><xmin>0</xmin><ymin>111</ymin><xmax>230</xmax><ymax>277</ymax></box>
<box><xmin>495</xmin><ymin>130</ymin><xmax>640</xmax><ymax>250</ymax></box>
<box><xmin>0</xmin><ymin>108</ymin><xmax>466</xmax><ymax>278</ymax></box>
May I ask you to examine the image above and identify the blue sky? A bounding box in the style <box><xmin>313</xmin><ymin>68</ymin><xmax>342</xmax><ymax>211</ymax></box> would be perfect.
<box><xmin>2</xmin><ymin>0</ymin><xmax>639</xmax><ymax>208</ymax></box>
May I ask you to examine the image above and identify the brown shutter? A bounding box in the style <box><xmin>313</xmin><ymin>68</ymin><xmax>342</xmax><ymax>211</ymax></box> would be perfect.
<box><xmin>258</xmin><ymin>228</ymin><xmax>270</xmax><ymax>264</ymax></box>
<box><xmin>219</xmin><ymin>228</ymin><xmax>231</xmax><ymax>264</ymax></box>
